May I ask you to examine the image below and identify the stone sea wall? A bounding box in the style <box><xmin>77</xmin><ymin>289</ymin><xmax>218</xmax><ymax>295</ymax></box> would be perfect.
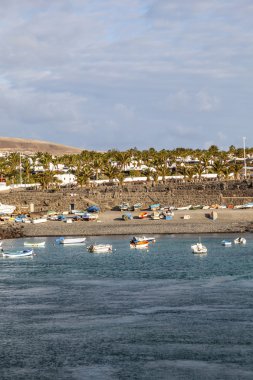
<box><xmin>1</xmin><ymin>180</ymin><xmax>253</xmax><ymax>213</ymax></box>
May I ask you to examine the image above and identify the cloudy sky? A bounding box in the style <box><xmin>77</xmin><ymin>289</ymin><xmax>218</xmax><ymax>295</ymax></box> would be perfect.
<box><xmin>0</xmin><ymin>0</ymin><xmax>252</xmax><ymax>150</ymax></box>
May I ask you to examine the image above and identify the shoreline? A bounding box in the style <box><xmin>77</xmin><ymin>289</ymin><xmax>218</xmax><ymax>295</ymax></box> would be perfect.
<box><xmin>19</xmin><ymin>209</ymin><xmax>253</xmax><ymax>237</ymax></box>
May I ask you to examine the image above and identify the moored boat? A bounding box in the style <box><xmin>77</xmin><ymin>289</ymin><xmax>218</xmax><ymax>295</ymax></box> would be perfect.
<box><xmin>57</xmin><ymin>237</ymin><xmax>86</xmax><ymax>245</ymax></box>
<box><xmin>191</xmin><ymin>242</ymin><xmax>207</xmax><ymax>254</ymax></box>
<box><xmin>221</xmin><ymin>240</ymin><xmax>232</xmax><ymax>247</ymax></box>
<box><xmin>2</xmin><ymin>249</ymin><xmax>34</xmax><ymax>258</ymax></box>
<box><xmin>132</xmin><ymin>236</ymin><xmax>156</xmax><ymax>243</ymax></box>
<box><xmin>234</xmin><ymin>237</ymin><xmax>246</xmax><ymax>245</ymax></box>
<box><xmin>88</xmin><ymin>244</ymin><xmax>112</xmax><ymax>253</ymax></box>
<box><xmin>130</xmin><ymin>240</ymin><xmax>149</xmax><ymax>249</ymax></box>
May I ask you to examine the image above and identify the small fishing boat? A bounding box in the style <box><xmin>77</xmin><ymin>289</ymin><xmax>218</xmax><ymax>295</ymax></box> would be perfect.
<box><xmin>2</xmin><ymin>249</ymin><xmax>34</xmax><ymax>258</ymax></box>
<box><xmin>133</xmin><ymin>203</ymin><xmax>142</xmax><ymax>211</ymax></box>
<box><xmin>57</xmin><ymin>237</ymin><xmax>86</xmax><ymax>245</ymax></box>
<box><xmin>132</xmin><ymin>236</ymin><xmax>156</xmax><ymax>243</ymax></box>
<box><xmin>151</xmin><ymin>211</ymin><xmax>160</xmax><ymax>220</ymax></box>
<box><xmin>24</xmin><ymin>241</ymin><xmax>46</xmax><ymax>247</ymax></box>
<box><xmin>82</xmin><ymin>213</ymin><xmax>98</xmax><ymax>221</ymax></box>
<box><xmin>88</xmin><ymin>244</ymin><xmax>112</xmax><ymax>253</ymax></box>
<box><xmin>139</xmin><ymin>212</ymin><xmax>148</xmax><ymax>219</ymax></box>
<box><xmin>130</xmin><ymin>240</ymin><xmax>149</xmax><ymax>249</ymax></box>
<box><xmin>32</xmin><ymin>218</ymin><xmax>47</xmax><ymax>224</ymax></box>
<box><xmin>149</xmin><ymin>203</ymin><xmax>160</xmax><ymax>211</ymax></box>
<box><xmin>221</xmin><ymin>240</ymin><xmax>232</xmax><ymax>247</ymax></box>
<box><xmin>0</xmin><ymin>203</ymin><xmax>16</xmax><ymax>215</ymax></box>
<box><xmin>234</xmin><ymin>237</ymin><xmax>246</xmax><ymax>245</ymax></box>
<box><xmin>87</xmin><ymin>205</ymin><xmax>100</xmax><ymax>213</ymax></box>
<box><xmin>118</xmin><ymin>202</ymin><xmax>130</xmax><ymax>211</ymax></box>
<box><xmin>191</xmin><ymin>242</ymin><xmax>207</xmax><ymax>254</ymax></box>
<box><xmin>122</xmin><ymin>213</ymin><xmax>133</xmax><ymax>221</ymax></box>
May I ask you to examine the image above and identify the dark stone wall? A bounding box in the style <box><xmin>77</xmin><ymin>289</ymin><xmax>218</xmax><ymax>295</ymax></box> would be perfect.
<box><xmin>1</xmin><ymin>180</ymin><xmax>253</xmax><ymax>213</ymax></box>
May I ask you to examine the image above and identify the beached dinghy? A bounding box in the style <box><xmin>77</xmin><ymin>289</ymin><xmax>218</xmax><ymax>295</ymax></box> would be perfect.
<box><xmin>88</xmin><ymin>244</ymin><xmax>112</xmax><ymax>253</ymax></box>
<box><xmin>2</xmin><ymin>249</ymin><xmax>34</xmax><ymax>258</ymax></box>
<box><xmin>57</xmin><ymin>237</ymin><xmax>86</xmax><ymax>245</ymax></box>
<box><xmin>32</xmin><ymin>218</ymin><xmax>47</xmax><ymax>224</ymax></box>
<box><xmin>24</xmin><ymin>241</ymin><xmax>46</xmax><ymax>247</ymax></box>
<box><xmin>234</xmin><ymin>237</ymin><xmax>246</xmax><ymax>245</ymax></box>
<box><xmin>191</xmin><ymin>242</ymin><xmax>207</xmax><ymax>254</ymax></box>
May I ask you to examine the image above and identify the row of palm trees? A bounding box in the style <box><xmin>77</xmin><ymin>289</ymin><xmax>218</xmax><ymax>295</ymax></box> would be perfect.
<box><xmin>0</xmin><ymin>145</ymin><xmax>250</xmax><ymax>189</ymax></box>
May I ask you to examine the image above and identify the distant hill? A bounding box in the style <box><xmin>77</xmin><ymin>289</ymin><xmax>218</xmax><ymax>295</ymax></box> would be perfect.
<box><xmin>0</xmin><ymin>137</ymin><xmax>82</xmax><ymax>155</ymax></box>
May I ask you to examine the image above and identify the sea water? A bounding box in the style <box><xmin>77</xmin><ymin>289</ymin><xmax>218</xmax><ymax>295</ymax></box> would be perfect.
<box><xmin>0</xmin><ymin>234</ymin><xmax>253</xmax><ymax>380</ymax></box>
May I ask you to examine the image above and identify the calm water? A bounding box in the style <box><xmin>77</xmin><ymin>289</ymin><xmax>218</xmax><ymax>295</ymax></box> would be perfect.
<box><xmin>0</xmin><ymin>234</ymin><xmax>253</xmax><ymax>380</ymax></box>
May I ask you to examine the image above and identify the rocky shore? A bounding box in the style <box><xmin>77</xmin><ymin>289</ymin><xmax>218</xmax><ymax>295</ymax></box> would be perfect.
<box><xmin>18</xmin><ymin>209</ymin><xmax>253</xmax><ymax>237</ymax></box>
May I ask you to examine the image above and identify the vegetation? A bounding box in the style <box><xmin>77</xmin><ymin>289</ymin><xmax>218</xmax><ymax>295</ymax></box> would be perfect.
<box><xmin>1</xmin><ymin>144</ymin><xmax>251</xmax><ymax>189</ymax></box>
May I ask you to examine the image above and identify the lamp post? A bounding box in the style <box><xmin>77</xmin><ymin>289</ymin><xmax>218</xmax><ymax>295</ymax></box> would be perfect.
<box><xmin>243</xmin><ymin>137</ymin><xmax>246</xmax><ymax>178</ymax></box>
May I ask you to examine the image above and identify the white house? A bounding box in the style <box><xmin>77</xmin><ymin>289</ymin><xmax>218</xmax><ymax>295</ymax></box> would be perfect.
<box><xmin>54</xmin><ymin>173</ymin><xmax>77</xmax><ymax>186</ymax></box>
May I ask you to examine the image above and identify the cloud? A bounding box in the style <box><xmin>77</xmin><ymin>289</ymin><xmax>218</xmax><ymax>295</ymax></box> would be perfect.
<box><xmin>0</xmin><ymin>0</ymin><xmax>252</xmax><ymax>150</ymax></box>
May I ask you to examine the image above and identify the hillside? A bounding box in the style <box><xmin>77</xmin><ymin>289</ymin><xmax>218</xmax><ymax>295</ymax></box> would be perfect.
<box><xmin>0</xmin><ymin>137</ymin><xmax>82</xmax><ymax>155</ymax></box>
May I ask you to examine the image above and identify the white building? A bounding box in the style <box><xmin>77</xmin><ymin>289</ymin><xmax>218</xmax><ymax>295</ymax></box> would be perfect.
<box><xmin>54</xmin><ymin>173</ymin><xmax>77</xmax><ymax>186</ymax></box>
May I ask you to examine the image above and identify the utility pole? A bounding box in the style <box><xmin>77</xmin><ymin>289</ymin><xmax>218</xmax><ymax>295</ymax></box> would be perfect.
<box><xmin>243</xmin><ymin>137</ymin><xmax>246</xmax><ymax>178</ymax></box>
<box><xmin>19</xmin><ymin>152</ymin><xmax>22</xmax><ymax>185</ymax></box>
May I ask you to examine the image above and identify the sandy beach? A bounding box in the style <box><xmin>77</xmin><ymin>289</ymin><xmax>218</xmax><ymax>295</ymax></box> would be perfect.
<box><xmin>21</xmin><ymin>209</ymin><xmax>253</xmax><ymax>237</ymax></box>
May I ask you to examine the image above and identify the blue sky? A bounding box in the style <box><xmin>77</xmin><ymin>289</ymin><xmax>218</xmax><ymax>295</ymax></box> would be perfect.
<box><xmin>0</xmin><ymin>0</ymin><xmax>252</xmax><ymax>150</ymax></box>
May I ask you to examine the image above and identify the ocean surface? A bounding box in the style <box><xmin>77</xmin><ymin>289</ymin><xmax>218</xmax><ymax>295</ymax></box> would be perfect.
<box><xmin>0</xmin><ymin>234</ymin><xmax>253</xmax><ymax>380</ymax></box>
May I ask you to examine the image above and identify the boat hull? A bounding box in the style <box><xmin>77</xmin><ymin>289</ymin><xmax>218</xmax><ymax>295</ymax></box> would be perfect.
<box><xmin>58</xmin><ymin>237</ymin><xmax>86</xmax><ymax>245</ymax></box>
<box><xmin>2</xmin><ymin>249</ymin><xmax>34</xmax><ymax>258</ymax></box>
<box><xmin>88</xmin><ymin>244</ymin><xmax>112</xmax><ymax>253</ymax></box>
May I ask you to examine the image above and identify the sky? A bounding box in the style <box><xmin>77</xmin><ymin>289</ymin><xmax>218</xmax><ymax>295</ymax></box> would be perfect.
<box><xmin>0</xmin><ymin>0</ymin><xmax>252</xmax><ymax>151</ymax></box>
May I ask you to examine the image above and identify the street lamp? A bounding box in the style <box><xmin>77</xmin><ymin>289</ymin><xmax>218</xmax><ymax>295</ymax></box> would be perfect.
<box><xmin>243</xmin><ymin>137</ymin><xmax>246</xmax><ymax>178</ymax></box>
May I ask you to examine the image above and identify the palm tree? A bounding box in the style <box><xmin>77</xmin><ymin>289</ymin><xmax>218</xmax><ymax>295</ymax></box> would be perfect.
<box><xmin>76</xmin><ymin>166</ymin><xmax>93</xmax><ymax>187</ymax></box>
<box><xmin>103</xmin><ymin>163</ymin><xmax>120</xmax><ymax>183</ymax></box>
<box><xmin>211</xmin><ymin>160</ymin><xmax>226</xmax><ymax>180</ymax></box>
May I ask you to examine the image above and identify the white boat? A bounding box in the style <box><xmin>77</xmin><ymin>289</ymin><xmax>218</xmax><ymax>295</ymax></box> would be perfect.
<box><xmin>57</xmin><ymin>237</ymin><xmax>86</xmax><ymax>245</ymax></box>
<box><xmin>2</xmin><ymin>249</ymin><xmax>34</xmax><ymax>258</ymax></box>
<box><xmin>88</xmin><ymin>244</ymin><xmax>112</xmax><ymax>253</ymax></box>
<box><xmin>132</xmin><ymin>236</ymin><xmax>156</xmax><ymax>243</ymax></box>
<box><xmin>221</xmin><ymin>240</ymin><xmax>232</xmax><ymax>247</ymax></box>
<box><xmin>0</xmin><ymin>203</ymin><xmax>16</xmax><ymax>215</ymax></box>
<box><xmin>234</xmin><ymin>237</ymin><xmax>246</xmax><ymax>245</ymax></box>
<box><xmin>82</xmin><ymin>213</ymin><xmax>99</xmax><ymax>221</ymax></box>
<box><xmin>32</xmin><ymin>218</ymin><xmax>47</xmax><ymax>224</ymax></box>
<box><xmin>24</xmin><ymin>241</ymin><xmax>46</xmax><ymax>247</ymax></box>
<box><xmin>177</xmin><ymin>205</ymin><xmax>192</xmax><ymax>210</ymax></box>
<box><xmin>191</xmin><ymin>242</ymin><xmax>207</xmax><ymax>254</ymax></box>
<box><xmin>0</xmin><ymin>241</ymin><xmax>2</xmax><ymax>247</ymax></box>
